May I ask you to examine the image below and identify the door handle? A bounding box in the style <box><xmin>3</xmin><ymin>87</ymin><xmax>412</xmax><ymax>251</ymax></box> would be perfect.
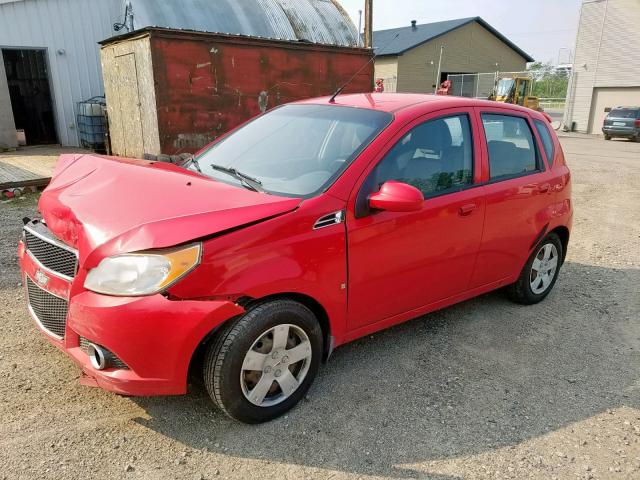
<box><xmin>458</xmin><ymin>203</ymin><xmax>477</xmax><ymax>216</ymax></box>
<box><xmin>538</xmin><ymin>183</ymin><xmax>551</xmax><ymax>193</ymax></box>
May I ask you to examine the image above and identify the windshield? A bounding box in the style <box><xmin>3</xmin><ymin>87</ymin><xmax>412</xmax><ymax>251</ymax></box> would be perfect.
<box><xmin>496</xmin><ymin>79</ymin><xmax>515</xmax><ymax>97</ymax></box>
<box><xmin>608</xmin><ymin>109</ymin><xmax>639</xmax><ymax>119</ymax></box>
<box><xmin>193</xmin><ymin>104</ymin><xmax>392</xmax><ymax>197</ymax></box>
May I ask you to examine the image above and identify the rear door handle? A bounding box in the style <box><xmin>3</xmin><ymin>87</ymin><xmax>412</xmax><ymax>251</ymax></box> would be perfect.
<box><xmin>459</xmin><ymin>203</ymin><xmax>477</xmax><ymax>216</ymax></box>
<box><xmin>538</xmin><ymin>183</ymin><xmax>551</xmax><ymax>193</ymax></box>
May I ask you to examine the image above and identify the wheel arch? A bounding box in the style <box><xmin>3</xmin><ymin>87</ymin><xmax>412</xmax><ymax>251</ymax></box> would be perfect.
<box><xmin>549</xmin><ymin>225</ymin><xmax>570</xmax><ymax>263</ymax></box>
<box><xmin>187</xmin><ymin>292</ymin><xmax>333</xmax><ymax>382</ymax></box>
<box><xmin>241</xmin><ymin>293</ymin><xmax>333</xmax><ymax>362</ymax></box>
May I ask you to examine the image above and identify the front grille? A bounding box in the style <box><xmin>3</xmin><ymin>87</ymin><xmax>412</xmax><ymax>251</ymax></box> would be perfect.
<box><xmin>26</xmin><ymin>277</ymin><xmax>68</xmax><ymax>339</ymax></box>
<box><xmin>24</xmin><ymin>225</ymin><xmax>78</xmax><ymax>279</ymax></box>
<box><xmin>79</xmin><ymin>337</ymin><xmax>129</xmax><ymax>369</ymax></box>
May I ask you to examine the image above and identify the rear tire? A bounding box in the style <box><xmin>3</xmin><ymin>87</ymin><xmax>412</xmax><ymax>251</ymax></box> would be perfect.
<box><xmin>604</xmin><ymin>135</ymin><xmax>611</xmax><ymax>141</ymax></box>
<box><xmin>203</xmin><ymin>300</ymin><xmax>322</xmax><ymax>424</ymax></box>
<box><xmin>507</xmin><ymin>233</ymin><xmax>563</xmax><ymax>305</ymax></box>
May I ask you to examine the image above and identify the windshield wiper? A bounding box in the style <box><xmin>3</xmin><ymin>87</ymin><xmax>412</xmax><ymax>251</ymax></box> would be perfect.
<box><xmin>188</xmin><ymin>155</ymin><xmax>202</xmax><ymax>173</ymax></box>
<box><xmin>209</xmin><ymin>164</ymin><xmax>265</xmax><ymax>193</ymax></box>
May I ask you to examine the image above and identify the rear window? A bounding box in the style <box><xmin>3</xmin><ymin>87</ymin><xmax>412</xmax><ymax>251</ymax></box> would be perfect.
<box><xmin>481</xmin><ymin>114</ymin><xmax>539</xmax><ymax>181</ymax></box>
<box><xmin>534</xmin><ymin>120</ymin><xmax>555</xmax><ymax>167</ymax></box>
<box><xmin>608</xmin><ymin>109</ymin><xmax>639</xmax><ymax>119</ymax></box>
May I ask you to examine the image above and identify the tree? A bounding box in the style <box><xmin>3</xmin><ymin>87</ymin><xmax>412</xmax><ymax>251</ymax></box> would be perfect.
<box><xmin>527</xmin><ymin>62</ymin><xmax>569</xmax><ymax>99</ymax></box>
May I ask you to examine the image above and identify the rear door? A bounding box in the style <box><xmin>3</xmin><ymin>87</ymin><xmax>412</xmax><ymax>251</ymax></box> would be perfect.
<box><xmin>469</xmin><ymin>108</ymin><xmax>555</xmax><ymax>288</ymax></box>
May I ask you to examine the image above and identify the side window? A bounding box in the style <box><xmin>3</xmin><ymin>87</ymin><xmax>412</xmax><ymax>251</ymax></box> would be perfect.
<box><xmin>534</xmin><ymin>119</ymin><xmax>555</xmax><ymax>167</ymax></box>
<box><xmin>369</xmin><ymin>114</ymin><xmax>474</xmax><ymax>197</ymax></box>
<box><xmin>481</xmin><ymin>114</ymin><xmax>540</xmax><ymax>181</ymax></box>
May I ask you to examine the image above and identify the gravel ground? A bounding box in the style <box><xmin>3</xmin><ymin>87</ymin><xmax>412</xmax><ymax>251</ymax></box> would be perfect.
<box><xmin>0</xmin><ymin>135</ymin><xmax>638</xmax><ymax>480</ymax></box>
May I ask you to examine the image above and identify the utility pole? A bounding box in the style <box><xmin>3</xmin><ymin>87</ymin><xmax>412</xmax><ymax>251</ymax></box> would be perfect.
<box><xmin>434</xmin><ymin>45</ymin><xmax>444</xmax><ymax>93</ymax></box>
<box><xmin>364</xmin><ymin>0</ymin><xmax>373</xmax><ymax>49</ymax></box>
<box><xmin>358</xmin><ymin>10</ymin><xmax>363</xmax><ymax>47</ymax></box>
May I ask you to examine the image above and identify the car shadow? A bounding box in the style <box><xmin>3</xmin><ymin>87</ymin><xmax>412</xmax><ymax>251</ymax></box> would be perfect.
<box><xmin>132</xmin><ymin>261</ymin><xmax>639</xmax><ymax>478</ymax></box>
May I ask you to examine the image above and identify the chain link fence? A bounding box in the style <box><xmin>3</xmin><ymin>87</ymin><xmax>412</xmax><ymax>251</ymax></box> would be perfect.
<box><xmin>447</xmin><ymin>72</ymin><xmax>499</xmax><ymax>99</ymax></box>
<box><xmin>377</xmin><ymin>76</ymin><xmax>397</xmax><ymax>93</ymax></box>
<box><xmin>446</xmin><ymin>71</ymin><xmax>568</xmax><ymax>125</ymax></box>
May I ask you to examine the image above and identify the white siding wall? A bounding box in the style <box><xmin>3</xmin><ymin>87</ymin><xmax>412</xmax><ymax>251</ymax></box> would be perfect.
<box><xmin>0</xmin><ymin>0</ymin><xmax>122</xmax><ymax>146</ymax></box>
<box><xmin>566</xmin><ymin>0</ymin><xmax>640</xmax><ymax>132</ymax></box>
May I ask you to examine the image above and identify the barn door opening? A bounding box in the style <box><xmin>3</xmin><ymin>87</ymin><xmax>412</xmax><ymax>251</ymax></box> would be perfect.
<box><xmin>1</xmin><ymin>48</ymin><xmax>57</xmax><ymax>145</ymax></box>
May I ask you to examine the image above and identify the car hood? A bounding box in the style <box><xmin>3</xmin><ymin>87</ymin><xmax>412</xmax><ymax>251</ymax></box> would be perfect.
<box><xmin>39</xmin><ymin>154</ymin><xmax>301</xmax><ymax>265</ymax></box>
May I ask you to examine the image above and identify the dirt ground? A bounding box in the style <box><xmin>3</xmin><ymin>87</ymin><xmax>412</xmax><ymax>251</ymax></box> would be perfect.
<box><xmin>0</xmin><ymin>135</ymin><xmax>638</xmax><ymax>480</ymax></box>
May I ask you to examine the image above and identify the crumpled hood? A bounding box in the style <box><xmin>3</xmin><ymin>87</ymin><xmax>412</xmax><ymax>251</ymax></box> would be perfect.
<box><xmin>39</xmin><ymin>154</ymin><xmax>300</xmax><ymax>266</ymax></box>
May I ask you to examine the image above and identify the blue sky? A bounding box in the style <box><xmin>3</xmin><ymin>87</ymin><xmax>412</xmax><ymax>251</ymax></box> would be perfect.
<box><xmin>339</xmin><ymin>0</ymin><xmax>583</xmax><ymax>64</ymax></box>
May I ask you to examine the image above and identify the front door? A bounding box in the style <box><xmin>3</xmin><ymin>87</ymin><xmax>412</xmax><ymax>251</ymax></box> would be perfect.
<box><xmin>347</xmin><ymin>109</ymin><xmax>485</xmax><ymax>330</ymax></box>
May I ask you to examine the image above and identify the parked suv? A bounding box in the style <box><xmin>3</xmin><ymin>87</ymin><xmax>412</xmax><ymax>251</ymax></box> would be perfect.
<box><xmin>602</xmin><ymin>106</ymin><xmax>640</xmax><ymax>141</ymax></box>
<box><xmin>19</xmin><ymin>94</ymin><xmax>572</xmax><ymax>423</ymax></box>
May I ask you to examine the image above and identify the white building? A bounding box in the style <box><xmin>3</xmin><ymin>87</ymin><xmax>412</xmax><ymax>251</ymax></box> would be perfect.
<box><xmin>0</xmin><ymin>0</ymin><xmax>122</xmax><ymax>148</ymax></box>
<box><xmin>564</xmin><ymin>0</ymin><xmax>640</xmax><ymax>134</ymax></box>
<box><xmin>0</xmin><ymin>0</ymin><xmax>359</xmax><ymax>149</ymax></box>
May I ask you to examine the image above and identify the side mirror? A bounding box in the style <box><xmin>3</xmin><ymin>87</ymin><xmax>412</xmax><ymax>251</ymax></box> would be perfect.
<box><xmin>369</xmin><ymin>181</ymin><xmax>424</xmax><ymax>213</ymax></box>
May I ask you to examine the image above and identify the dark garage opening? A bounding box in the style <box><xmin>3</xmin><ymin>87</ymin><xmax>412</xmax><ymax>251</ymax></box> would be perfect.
<box><xmin>2</xmin><ymin>48</ymin><xmax>57</xmax><ymax>145</ymax></box>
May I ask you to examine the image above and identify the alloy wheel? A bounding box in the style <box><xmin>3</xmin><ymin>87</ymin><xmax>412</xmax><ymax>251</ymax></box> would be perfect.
<box><xmin>240</xmin><ymin>324</ymin><xmax>312</xmax><ymax>407</ymax></box>
<box><xmin>529</xmin><ymin>243</ymin><xmax>559</xmax><ymax>294</ymax></box>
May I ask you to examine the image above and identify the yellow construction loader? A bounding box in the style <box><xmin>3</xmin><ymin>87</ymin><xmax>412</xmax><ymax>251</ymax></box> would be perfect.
<box><xmin>489</xmin><ymin>76</ymin><xmax>543</xmax><ymax>112</ymax></box>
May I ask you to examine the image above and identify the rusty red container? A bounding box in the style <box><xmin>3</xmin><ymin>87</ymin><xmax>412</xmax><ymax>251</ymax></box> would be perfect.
<box><xmin>100</xmin><ymin>27</ymin><xmax>373</xmax><ymax>158</ymax></box>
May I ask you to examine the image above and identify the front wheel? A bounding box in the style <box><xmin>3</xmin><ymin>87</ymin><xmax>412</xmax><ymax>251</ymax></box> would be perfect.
<box><xmin>203</xmin><ymin>300</ymin><xmax>322</xmax><ymax>423</ymax></box>
<box><xmin>508</xmin><ymin>233</ymin><xmax>563</xmax><ymax>305</ymax></box>
<box><xmin>604</xmin><ymin>135</ymin><xmax>612</xmax><ymax>140</ymax></box>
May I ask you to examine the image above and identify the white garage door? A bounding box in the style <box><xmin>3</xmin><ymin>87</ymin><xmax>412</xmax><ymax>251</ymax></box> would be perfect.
<box><xmin>588</xmin><ymin>87</ymin><xmax>640</xmax><ymax>134</ymax></box>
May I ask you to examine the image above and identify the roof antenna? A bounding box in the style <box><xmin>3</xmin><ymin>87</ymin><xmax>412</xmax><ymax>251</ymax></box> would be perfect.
<box><xmin>329</xmin><ymin>33</ymin><xmax>400</xmax><ymax>103</ymax></box>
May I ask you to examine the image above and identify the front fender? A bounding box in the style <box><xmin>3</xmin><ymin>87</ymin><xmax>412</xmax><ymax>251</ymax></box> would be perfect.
<box><xmin>168</xmin><ymin>195</ymin><xmax>349</xmax><ymax>344</ymax></box>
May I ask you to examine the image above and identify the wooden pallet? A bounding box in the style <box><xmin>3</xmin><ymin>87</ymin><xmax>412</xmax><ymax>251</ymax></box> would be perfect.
<box><xmin>0</xmin><ymin>160</ymin><xmax>51</xmax><ymax>190</ymax></box>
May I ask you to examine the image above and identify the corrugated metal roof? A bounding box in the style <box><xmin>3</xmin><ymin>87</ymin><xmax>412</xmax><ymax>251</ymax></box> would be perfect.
<box><xmin>373</xmin><ymin>17</ymin><xmax>535</xmax><ymax>62</ymax></box>
<box><xmin>124</xmin><ymin>0</ymin><xmax>359</xmax><ymax>47</ymax></box>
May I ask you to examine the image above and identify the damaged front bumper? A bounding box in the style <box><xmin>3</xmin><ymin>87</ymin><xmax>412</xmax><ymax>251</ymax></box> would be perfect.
<box><xmin>19</xmin><ymin>238</ymin><xmax>243</xmax><ymax>396</ymax></box>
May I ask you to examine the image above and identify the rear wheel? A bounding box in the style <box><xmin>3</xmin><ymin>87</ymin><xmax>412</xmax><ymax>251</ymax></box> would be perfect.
<box><xmin>203</xmin><ymin>300</ymin><xmax>322</xmax><ymax>423</ymax></box>
<box><xmin>508</xmin><ymin>233</ymin><xmax>563</xmax><ymax>305</ymax></box>
<box><xmin>604</xmin><ymin>135</ymin><xmax>612</xmax><ymax>140</ymax></box>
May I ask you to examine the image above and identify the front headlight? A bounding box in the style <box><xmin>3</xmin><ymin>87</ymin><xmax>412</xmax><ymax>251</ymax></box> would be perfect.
<box><xmin>84</xmin><ymin>244</ymin><xmax>201</xmax><ymax>296</ymax></box>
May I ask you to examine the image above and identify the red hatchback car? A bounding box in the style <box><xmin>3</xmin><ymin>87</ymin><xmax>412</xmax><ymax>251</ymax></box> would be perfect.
<box><xmin>19</xmin><ymin>94</ymin><xmax>572</xmax><ymax>423</ymax></box>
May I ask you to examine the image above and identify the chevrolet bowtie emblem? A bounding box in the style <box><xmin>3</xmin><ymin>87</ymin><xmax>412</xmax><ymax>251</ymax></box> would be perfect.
<box><xmin>35</xmin><ymin>270</ymin><xmax>49</xmax><ymax>286</ymax></box>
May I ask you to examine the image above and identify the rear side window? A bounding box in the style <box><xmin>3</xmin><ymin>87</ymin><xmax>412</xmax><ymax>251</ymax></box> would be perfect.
<box><xmin>534</xmin><ymin>120</ymin><xmax>555</xmax><ymax>167</ymax></box>
<box><xmin>481</xmin><ymin>114</ymin><xmax>539</xmax><ymax>181</ymax></box>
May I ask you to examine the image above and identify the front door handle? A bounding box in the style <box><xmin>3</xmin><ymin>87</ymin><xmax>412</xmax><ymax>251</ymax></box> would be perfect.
<box><xmin>538</xmin><ymin>183</ymin><xmax>551</xmax><ymax>193</ymax></box>
<box><xmin>459</xmin><ymin>203</ymin><xmax>477</xmax><ymax>216</ymax></box>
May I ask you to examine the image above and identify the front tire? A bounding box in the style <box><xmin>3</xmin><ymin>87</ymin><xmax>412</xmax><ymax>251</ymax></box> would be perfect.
<box><xmin>604</xmin><ymin>135</ymin><xmax>612</xmax><ymax>140</ymax></box>
<box><xmin>203</xmin><ymin>300</ymin><xmax>322</xmax><ymax>423</ymax></box>
<box><xmin>508</xmin><ymin>233</ymin><xmax>563</xmax><ymax>305</ymax></box>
